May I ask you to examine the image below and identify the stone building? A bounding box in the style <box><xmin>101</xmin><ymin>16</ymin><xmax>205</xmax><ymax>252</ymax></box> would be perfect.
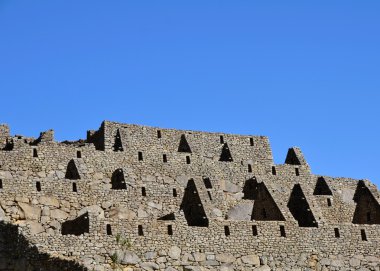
<box><xmin>0</xmin><ymin>121</ymin><xmax>379</xmax><ymax>271</ymax></box>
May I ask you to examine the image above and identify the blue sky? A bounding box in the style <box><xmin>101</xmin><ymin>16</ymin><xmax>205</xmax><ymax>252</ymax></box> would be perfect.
<box><xmin>0</xmin><ymin>1</ymin><xmax>379</xmax><ymax>186</ymax></box>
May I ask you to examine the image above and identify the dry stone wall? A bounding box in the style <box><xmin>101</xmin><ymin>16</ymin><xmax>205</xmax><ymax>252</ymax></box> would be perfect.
<box><xmin>0</xmin><ymin>121</ymin><xmax>379</xmax><ymax>271</ymax></box>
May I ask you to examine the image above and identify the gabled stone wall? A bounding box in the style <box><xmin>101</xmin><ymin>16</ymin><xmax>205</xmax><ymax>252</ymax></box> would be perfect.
<box><xmin>0</xmin><ymin>121</ymin><xmax>379</xmax><ymax>271</ymax></box>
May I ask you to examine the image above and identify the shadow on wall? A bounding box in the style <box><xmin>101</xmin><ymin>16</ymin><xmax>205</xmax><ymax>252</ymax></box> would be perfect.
<box><xmin>0</xmin><ymin>221</ymin><xmax>87</xmax><ymax>271</ymax></box>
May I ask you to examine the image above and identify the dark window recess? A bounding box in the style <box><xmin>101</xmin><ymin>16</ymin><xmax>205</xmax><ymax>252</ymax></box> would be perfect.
<box><xmin>77</xmin><ymin>151</ymin><xmax>82</xmax><ymax>158</ymax></box>
<box><xmin>252</xmin><ymin>225</ymin><xmax>258</xmax><ymax>236</ymax></box>
<box><xmin>138</xmin><ymin>152</ymin><xmax>143</xmax><ymax>161</ymax></box>
<box><xmin>62</xmin><ymin>213</ymin><xmax>89</xmax><ymax>236</ymax></box>
<box><xmin>361</xmin><ymin>229</ymin><xmax>367</xmax><ymax>241</ymax></box>
<box><xmin>288</xmin><ymin>184</ymin><xmax>318</xmax><ymax>227</ymax></box>
<box><xmin>219</xmin><ymin>143</ymin><xmax>233</xmax><ymax>162</ymax></box>
<box><xmin>334</xmin><ymin>228</ymin><xmax>340</xmax><ymax>238</ymax></box>
<box><xmin>203</xmin><ymin>177</ymin><xmax>212</xmax><ymax>189</ymax></box>
<box><xmin>113</xmin><ymin>129</ymin><xmax>123</xmax><ymax>152</ymax></box>
<box><xmin>313</xmin><ymin>177</ymin><xmax>333</xmax><ymax>195</ymax></box>
<box><xmin>167</xmin><ymin>225</ymin><xmax>173</xmax><ymax>235</ymax></box>
<box><xmin>72</xmin><ymin>183</ymin><xmax>77</xmax><ymax>192</ymax></box>
<box><xmin>207</xmin><ymin>191</ymin><xmax>212</xmax><ymax>201</ymax></box>
<box><xmin>111</xmin><ymin>169</ymin><xmax>127</xmax><ymax>190</ymax></box>
<box><xmin>158</xmin><ymin>213</ymin><xmax>175</xmax><ymax>220</ymax></box>
<box><xmin>284</xmin><ymin>148</ymin><xmax>301</xmax><ymax>165</ymax></box>
<box><xmin>280</xmin><ymin>225</ymin><xmax>286</xmax><ymax>237</ymax></box>
<box><xmin>106</xmin><ymin>224</ymin><xmax>112</xmax><ymax>235</ymax></box>
<box><xmin>65</xmin><ymin>159</ymin><xmax>80</xmax><ymax>180</ymax></box>
<box><xmin>163</xmin><ymin>154</ymin><xmax>167</xmax><ymax>163</ymax></box>
<box><xmin>180</xmin><ymin>179</ymin><xmax>209</xmax><ymax>227</ymax></box>
<box><xmin>178</xmin><ymin>134</ymin><xmax>192</xmax><ymax>153</ymax></box>
<box><xmin>173</xmin><ymin>188</ymin><xmax>177</xmax><ymax>197</ymax></box>
<box><xmin>33</xmin><ymin>148</ymin><xmax>38</xmax><ymax>157</ymax></box>
<box><xmin>138</xmin><ymin>225</ymin><xmax>144</xmax><ymax>236</ymax></box>
<box><xmin>3</xmin><ymin>139</ymin><xmax>14</xmax><ymax>151</ymax></box>
<box><xmin>327</xmin><ymin>198</ymin><xmax>332</xmax><ymax>207</ymax></box>
<box><xmin>186</xmin><ymin>156</ymin><xmax>191</xmax><ymax>164</ymax></box>
<box><xmin>142</xmin><ymin>187</ymin><xmax>146</xmax><ymax>196</ymax></box>
<box><xmin>250</xmin><ymin>138</ymin><xmax>254</xmax><ymax>146</ymax></box>
<box><xmin>224</xmin><ymin>226</ymin><xmax>230</xmax><ymax>236</ymax></box>
<box><xmin>352</xmin><ymin>180</ymin><xmax>380</xmax><ymax>224</ymax></box>
<box><xmin>157</xmin><ymin>130</ymin><xmax>162</xmax><ymax>138</ymax></box>
<box><xmin>248</xmin><ymin>164</ymin><xmax>252</xmax><ymax>173</ymax></box>
<box><xmin>272</xmin><ymin>166</ymin><xmax>277</xmax><ymax>175</ymax></box>
<box><xmin>244</xmin><ymin>178</ymin><xmax>285</xmax><ymax>221</ymax></box>
<box><xmin>220</xmin><ymin>135</ymin><xmax>224</xmax><ymax>144</ymax></box>
<box><xmin>0</xmin><ymin>179</ymin><xmax>2</xmax><ymax>189</ymax></box>
<box><xmin>295</xmin><ymin>168</ymin><xmax>299</xmax><ymax>176</ymax></box>
<box><xmin>36</xmin><ymin>181</ymin><xmax>41</xmax><ymax>192</ymax></box>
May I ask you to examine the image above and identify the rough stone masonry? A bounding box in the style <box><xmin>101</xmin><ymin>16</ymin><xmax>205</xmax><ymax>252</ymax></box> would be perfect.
<box><xmin>0</xmin><ymin>121</ymin><xmax>379</xmax><ymax>271</ymax></box>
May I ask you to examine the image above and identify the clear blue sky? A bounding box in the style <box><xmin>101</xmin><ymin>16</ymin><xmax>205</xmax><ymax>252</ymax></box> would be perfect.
<box><xmin>0</xmin><ymin>1</ymin><xmax>379</xmax><ymax>186</ymax></box>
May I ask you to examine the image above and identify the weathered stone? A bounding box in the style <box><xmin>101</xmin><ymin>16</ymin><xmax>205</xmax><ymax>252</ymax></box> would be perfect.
<box><xmin>241</xmin><ymin>254</ymin><xmax>260</xmax><ymax>266</ymax></box>
<box><xmin>330</xmin><ymin>259</ymin><xmax>344</xmax><ymax>267</ymax></box>
<box><xmin>147</xmin><ymin>201</ymin><xmax>162</xmax><ymax>210</ymax></box>
<box><xmin>18</xmin><ymin>202</ymin><xmax>41</xmax><ymax>220</ymax></box>
<box><xmin>121</xmin><ymin>251</ymin><xmax>140</xmax><ymax>265</ymax></box>
<box><xmin>145</xmin><ymin>251</ymin><xmax>157</xmax><ymax>260</ymax></box>
<box><xmin>215</xmin><ymin>253</ymin><xmax>236</xmax><ymax>263</ymax></box>
<box><xmin>39</xmin><ymin>196</ymin><xmax>59</xmax><ymax>207</ymax></box>
<box><xmin>193</xmin><ymin>252</ymin><xmax>206</xmax><ymax>262</ymax></box>
<box><xmin>141</xmin><ymin>261</ymin><xmax>159</xmax><ymax>270</ymax></box>
<box><xmin>223</xmin><ymin>180</ymin><xmax>240</xmax><ymax>193</ymax></box>
<box><xmin>109</xmin><ymin>207</ymin><xmax>136</xmax><ymax>220</ymax></box>
<box><xmin>227</xmin><ymin>202</ymin><xmax>253</xmax><ymax>220</ymax></box>
<box><xmin>27</xmin><ymin>221</ymin><xmax>44</xmax><ymax>235</ymax></box>
<box><xmin>254</xmin><ymin>265</ymin><xmax>271</xmax><ymax>271</ymax></box>
<box><xmin>78</xmin><ymin>205</ymin><xmax>104</xmax><ymax>218</ymax></box>
<box><xmin>350</xmin><ymin>257</ymin><xmax>361</xmax><ymax>267</ymax></box>
<box><xmin>168</xmin><ymin>246</ymin><xmax>181</xmax><ymax>260</ymax></box>
<box><xmin>50</xmin><ymin>209</ymin><xmax>69</xmax><ymax>220</ymax></box>
<box><xmin>0</xmin><ymin>207</ymin><xmax>6</xmax><ymax>221</ymax></box>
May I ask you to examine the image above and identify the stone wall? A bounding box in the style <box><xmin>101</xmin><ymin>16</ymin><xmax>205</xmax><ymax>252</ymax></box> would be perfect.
<box><xmin>0</xmin><ymin>121</ymin><xmax>379</xmax><ymax>271</ymax></box>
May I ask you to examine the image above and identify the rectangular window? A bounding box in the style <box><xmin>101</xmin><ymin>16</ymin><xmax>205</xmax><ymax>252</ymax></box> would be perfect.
<box><xmin>33</xmin><ymin>148</ymin><xmax>38</xmax><ymax>157</ymax></box>
<box><xmin>280</xmin><ymin>225</ymin><xmax>286</xmax><ymax>237</ymax></box>
<box><xmin>252</xmin><ymin>225</ymin><xmax>258</xmax><ymax>236</ymax></box>
<box><xmin>224</xmin><ymin>225</ymin><xmax>230</xmax><ymax>236</ymax></box>
<box><xmin>157</xmin><ymin>130</ymin><xmax>162</xmax><ymax>138</ymax></box>
<box><xmin>250</xmin><ymin>138</ymin><xmax>254</xmax><ymax>146</ymax></box>
<box><xmin>361</xmin><ymin>229</ymin><xmax>367</xmax><ymax>241</ymax></box>
<box><xmin>106</xmin><ymin>224</ymin><xmax>112</xmax><ymax>235</ymax></box>
<box><xmin>220</xmin><ymin>135</ymin><xmax>224</xmax><ymax>144</ymax></box>
<box><xmin>272</xmin><ymin>166</ymin><xmax>277</xmax><ymax>175</ymax></box>
<box><xmin>173</xmin><ymin>188</ymin><xmax>177</xmax><ymax>197</ymax></box>
<box><xmin>327</xmin><ymin>198</ymin><xmax>332</xmax><ymax>206</ymax></box>
<box><xmin>248</xmin><ymin>164</ymin><xmax>252</xmax><ymax>173</ymax></box>
<box><xmin>203</xmin><ymin>177</ymin><xmax>212</xmax><ymax>189</ymax></box>
<box><xmin>334</xmin><ymin>228</ymin><xmax>340</xmax><ymax>238</ymax></box>
<box><xmin>163</xmin><ymin>154</ymin><xmax>167</xmax><ymax>163</ymax></box>
<box><xmin>186</xmin><ymin>156</ymin><xmax>191</xmax><ymax>164</ymax></box>
<box><xmin>142</xmin><ymin>187</ymin><xmax>146</xmax><ymax>196</ymax></box>
<box><xmin>207</xmin><ymin>191</ymin><xmax>212</xmax><ymax>201</ymax></box>
<box><xmin>138</xmin><ymin>152</ymin><xmax>143</xmax><ymax>161</ymax></box>
<box><xmin>0</xmin><ymin>179</ymin><xmax>2</xmax><ymax>189</ymax></box>
<box><xmin>77</xmin><ymin>151</ymin><xmax>82</xmax><ymax>158</ymax></box>
<box><xmin>295</xmin><ymin>168</ymin><xmax>299</xmax><ymax>176</ymax></box>
<box><xmin>168</xmin><ymin>225</ymin><xmax>173</xmax><ymax>235</ymax></box>
<box><xmin>73</xmin><ymin>182</ymin><xmax>77</xmax><ymax>192</ymax></box>
<box><xmin>138</xmin><ymin>225</ymin><xmax>144</xmax><ymax>236</ymax></box>
<box><xmin>36</xmin><ymin>181</ymin><xmax>41</xmax><ymax>192</ymax></box>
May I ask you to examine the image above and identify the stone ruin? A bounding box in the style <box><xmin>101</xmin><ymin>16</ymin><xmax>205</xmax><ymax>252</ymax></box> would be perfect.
<box><xmin>0</xmin><ymin>121</ymin><xmax>379</xmax><ymax>271</ymax></box>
